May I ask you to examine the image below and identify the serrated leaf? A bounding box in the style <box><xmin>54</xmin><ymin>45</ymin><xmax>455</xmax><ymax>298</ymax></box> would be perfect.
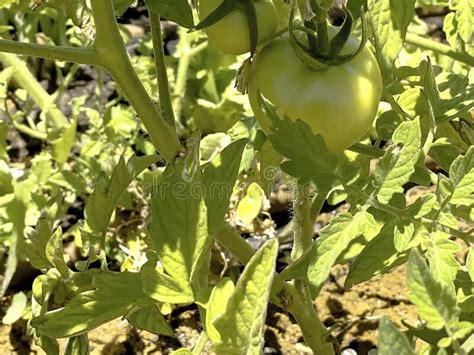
<box><xmin>32</xmin><ymin>272</ymin><xmax>155</xmax><ymax>338</ymax></box>
<box><xmin>206</xmin><ymin>278</ymin><xmax>234</xmax><ymax>342</ymax></box>
<box><xmin>368</xmin><ymin>0</ymin><xmax>416</xmax><ymax>80</ymax></box>
<box><xmin>426</xmin><ymin>236</ymin><xmax>461</xmax><ymax>285</ymax></box>
<box><xmin>407</xmin><ymin>249</ymin><xmax>459</xmax><ymax>330</ymax></box>
<box><xmin>453</xmin><ymin>0</ymin><xmax>474</xmax><ymax>43</ymax></box>
<box><xmin>394</xmin><ymin>220</ymin><xmax>415</xmax><ymax>252</ymax></box>
<box><xmin>52</xmin><ymin>99</ymin><xmax>79</xmax><ymax>166</ymax></box>
<box><xmin>373</xmin><ymin>118</ymin><xmax>422</xmax><ymax>204</ymax></box>
<box><xmin>126</xmin><ymin>304</ymin><xmax>173</xmax><ymax>336</ymax></box>
<box><xmin>307</xmin><ymin>211</ymin><xmax>378</xmax><ymax>293</ymax></box>
<box><xmin>203</xmin><ymin>139</ymin><xmax>246</xmax><ymax>235</ymax></box>
<box><xmin>45</xmin><ymin>228</ymin><xmax>70</xmax><ymax>276</ymax></box>
<box><xmin>140</xmin><ymin>253</ymin><xmax>194</xmax><ymax>304</ymax></box>
<box><xmin>85</xmin><ymin>154</ymin><xmax>160</xmax><ymax>234</ymax></box>
<box><xmin>236</xmin><ymin>182</ymin><xmax>264</xmax><ymax>225</ymax></box>
<box><xmin>149</xmin><ymin>135</ymin><xmax>211</xmax><ymax>295</ymax></box>
<box><xmin>262</xmin><ymin>98</ymin><xmax>339</xmax><ymax>191</ymax></box>
<box><xmin>407</xmin><ymin>193</ymin><xmax>437</xmax><ymax>219</ymax></box>
<box><xmin>378</xmin><ymin>317</ymin><xmax>415</xmax><ymax>355</ymax></box>
<box><xmin>449</xmin><ymin>146</ymin><xmax>474</xmax><ymax>207</ymax></box>
<box><xmin>213</xmin><ymin>239</ymin><xmax>278</xmax><ymax>354</ymax></box>
<box><xmin>345</xmin><ymin>221</ymin><xmax>425</xmax><ymax>288</ymax></box>
<box><xmin>145</xmin><ymin>0</ymin><xmax>194</xmax><ymax>28</ymax></box>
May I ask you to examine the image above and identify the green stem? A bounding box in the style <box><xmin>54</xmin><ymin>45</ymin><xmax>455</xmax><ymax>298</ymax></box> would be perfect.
<box><xmin>11</xmin><ymin>120</ymin><xmax>47</xmax><ymax>140</ymax></box>
<box><xmin>214</xmin><ymin>224</ymin><xmax>254</xmax><ymax>265</ymax></box>
<box><xmin>292</xmin><ymin>183</ymin><xmax>314</xmax><ymax>260</ymax></box>
<box><xmin>310</xmin><ymin>192</ymin><xmax>328</xmax><ymax>222</ymax></box>
<box><xmin>405</xmin><ymin>33</ymin><xmax>474</xmax><ymax>67</ymax></box>
<box><xmin>89</xmin><ymin>0</ymin><xmax>181</xmax><ymax>162</ymax></box>
<box><xmin>173</xmin><ymin>37</ymin><xmax>207</xmax><ymax>122</ymax></box>
<box><xmin>192</xmin><ymin>332</ymin><xmax>209</xmax><ymax>354</ymax></box>
<box><xmin>0</xmin><ymin>52</ymin><xmax>68</xmax><ymax>129</ymax></box>
<box><xmin>149</xmin><ymin>11</ymin><xmax>176</xmax><ymax>128</ymax></box>
<box><xmin>0</xmin><ymin>39</ymin><xmax>98</xmax><ymax>65</ymax></box>
<box><xmin>312</xmin><ymin>2</ymin><xmax>330</xmax><ymax>56</ymax></box>
<box><xmin>288</xmin><ymin>282</ymin><xmax>334</xmax><ymax>355</ymax></box>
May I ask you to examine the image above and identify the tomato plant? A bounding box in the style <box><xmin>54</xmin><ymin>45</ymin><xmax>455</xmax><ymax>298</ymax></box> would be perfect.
<box><xmin>248</xmin><ymin>31</ymin><xmax>383</xmax><ymax>152</ymax></box>
<box><xmin>198</xmin><ymin>0</ymin><xmax>278</xmax><ymax>55</ymax></box>
<box><xmin>0</xmin><ymin>0</ymin><xmax>473</xmax><ymax>355</ymax></box>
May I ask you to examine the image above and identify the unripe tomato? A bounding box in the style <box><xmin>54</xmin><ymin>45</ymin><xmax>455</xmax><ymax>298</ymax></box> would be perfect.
<box><xmin>198</xmin><ymin>0</ymin><xmax>278</xmax><ymax>55</ymax></box>
<box><xmin>248</xmin><ymin>31</ymin><xmax>383</xmax><ymax>152</ymax></box>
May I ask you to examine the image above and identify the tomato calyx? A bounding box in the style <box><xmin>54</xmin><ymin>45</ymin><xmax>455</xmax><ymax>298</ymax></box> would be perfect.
<box><xmin>289</xmin><ymin>2</ymin><xmax>369</xmax><ymax>71</ymax></box>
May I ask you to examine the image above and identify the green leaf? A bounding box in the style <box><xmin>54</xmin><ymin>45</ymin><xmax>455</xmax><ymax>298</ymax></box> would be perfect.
<box><xmin>25</xmin><ymin>209</ymin><xmax>56</xmax><ymax>270</ymax></box>
<box><xmin>236</xmin><ymin>182</ymin><xmax>265</xmax><ymax>225</ymax></box>
<box><xmin>149</xmin><ymin>134</ymin><xmax>211</xmax><ymax>295</ymax></box>
<box><xmin>126</xmin><ymin>304</ymin><xmax>173</xmax><ymax>336</ymax></box>
<box><xmin>345</xmin><ymin>221</ymin><xmax>424</xmax><ymax>288</ymax></box>
<box><xmin>51</xmin><ymin>98</ymin><xmax>81</xmax><ymax>166</ymax></box>
<box><xmin>213</xmin><ymin>239</ymin><xmax>278</xmax><ymax>354</ymax></box>
<box><xmin>426</xmin><ymin>236</ymin><xmax>460</xmax><ymax>285</ymax></box>
<box><xmin>203</xmin><ymin>139</ymin><xmax>246</xmax><ymax>235</ymax></box>
<box><xmin>45</xmin><ymin>228</ymin><xmax>70</xmax><ymax>276</ymax></box>
<box><xmin>393</xmin><ymin>220</ymin><xmax>415</xmax><ymax>253</ymax></box>
<box><xmin>145</xmin><ymin>0</ymin><xmax>194</xmax><ymax>29</ymax></box>
<box><xmin>64</xmin><ymin>0</ymin><xmax>86</xmax><ymax>27</ymax></box>
<box><xmin>347</xmin><ymin>0</ymin><xmax>367</xmax><ymax>18</ymax></box>
<box><xmin>453</xmin><ymin>0</ymin><xmax>474</xmax><ymax>43</ymax></box>
<box><xmin>263</xmin><ymin>99</ymin><xmax>339</xmax><ymax>191</ymax></box>
<box><xmin>467</xmin><ymin>248</ymin><xmax>474</xmax><ymax>282</ymax></box>
<box><xmin>64</xmin><ymin>335</ymin><xmax>89</xmax><ymax>355</ymax></box>
<box><xmin>0</xmin><ymin>0</ymin><xmax>18</xmax><ymax>9</ymax></box>
<box><xmin>113</xmin><ymin>0</ymin><xmax>134</xmax><ymax>16</ymax></box>
<box><xmin>206</xmin><ymin>278</ymin><xmax>234</xmax><ymax>342</ymax></box>
<box><xmin>140</xmin><ymin>252</ymin><xmax>194</xmax><ymax>304</ymax></box>
<box><xmin>2</xmin><ymin>292</ymin><xmax>27</xmax><ymax>325</ymax></box>
<box><xmin>85</xmin><ymin>154</ymin><xmax>160</xmax><ymax>234</ymax></box>
<box><xmin>368</xmin><ymin>0</ymin><xmax>416</xmax><ymax>81</ymax></box>
<box><xmin>449</xmin><ymin>145</ymin><xmax>474</xmax><ymax>207</ymax></box>
<box><xmin>407</xmin><ymin>249</ymin><xmax>459</xmax><ymax>330</ymax></box>
<box><xmin>32</xmin><ymin>272</ymin><xmax>155</xmax><ymax>338</ymax></box>
<box><xmin>373</xmin><ymin>118</ymin><xmax>422</xmax><ymax>204</ymax></box>
<box><xmin>378</xmin><ymin>317</ymin><xmax>415</xmax><ymax>355</ymax></box>
<box><xmin>307</xmin><ymin>211</ymin><xmax>378</xmax><ymax>293</ymax></box>
<box><xmin>0</xmin><ymin>120</ymin><xmax>7</xmax><ymax>160</ymax></box>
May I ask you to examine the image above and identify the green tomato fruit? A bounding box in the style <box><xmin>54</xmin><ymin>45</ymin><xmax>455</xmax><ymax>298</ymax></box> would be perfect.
<box><xmin>198</xmin><ymin>0</ymin><xmax>278</xmax><ymax>55</ymax></box>
<box><xmin>248</xmin><ymin>31</ymin><xmax>383</xmax><ymax>152</ymax></box>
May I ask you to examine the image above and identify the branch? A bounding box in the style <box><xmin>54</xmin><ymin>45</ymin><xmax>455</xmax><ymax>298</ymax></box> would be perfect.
<box><xmin>0</xmin><ymin>39</ymin><xmax>98</xmax><ymax>65</ymax></box>
<box><xmin>405</xmin><ymin>33</ymin><xmax>474</xmax><ymax>67</ymax></box>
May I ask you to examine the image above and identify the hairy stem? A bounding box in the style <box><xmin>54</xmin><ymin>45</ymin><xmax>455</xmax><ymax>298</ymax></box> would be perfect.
<box><xmin>149</xmin><ymin>10</ymin><xmax>176</xmax><ymax>128</ymax></box>
<box><xmin>288</xmin><ymin>281</ymin><xmax>335</xmax><ymax>355</ymax></box>
<box><xmin>292</xmin><ymin>183</ymin><xmax>314</xmax><ymax>260</ymax></box>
